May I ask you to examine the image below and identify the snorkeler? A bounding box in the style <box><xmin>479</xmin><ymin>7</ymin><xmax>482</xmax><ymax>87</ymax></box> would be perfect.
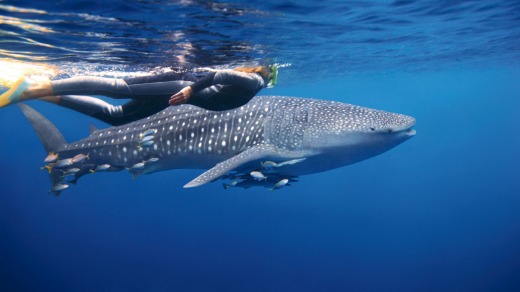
<box><xmin>0</xmin><ymin>65</ymin><xmax>278</xmax><ymax>125</ymax></box>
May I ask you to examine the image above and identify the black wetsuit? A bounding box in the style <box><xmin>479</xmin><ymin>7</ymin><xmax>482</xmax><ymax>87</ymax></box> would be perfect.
<box><xmin>51</xmin><ymin>70</ymin><xmax>267</xmax><ymax>125</ymax></box>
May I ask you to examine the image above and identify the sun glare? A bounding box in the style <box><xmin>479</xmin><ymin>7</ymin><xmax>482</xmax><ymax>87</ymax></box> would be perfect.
<box><xmin>0</xmin><ymin>59</ymin><xmax>58</xmax><ymax>88</ymax></box>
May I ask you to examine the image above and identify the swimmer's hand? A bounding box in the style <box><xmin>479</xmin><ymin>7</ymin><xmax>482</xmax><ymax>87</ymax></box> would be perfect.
<box><xmin>169</xmin><ymin>86</ymin><xmax>193</xmax><ymax>106</ymax></box>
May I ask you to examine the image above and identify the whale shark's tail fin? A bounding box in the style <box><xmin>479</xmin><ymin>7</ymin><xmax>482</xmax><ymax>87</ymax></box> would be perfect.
<box><xmin>18</xmin><ymin>103</ymin><xmax>68</xmax><ymax>195</ymax></box>
<box><xmin>18</xmin><ymin>103</ymin><xmax>66</xmax><ymax>153</ymax></box>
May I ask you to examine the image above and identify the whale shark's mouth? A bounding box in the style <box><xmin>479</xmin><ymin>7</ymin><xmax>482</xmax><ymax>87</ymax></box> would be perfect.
<box><xmin>405</xmin><ymin>128</ymin><xmax>417</xmax><ymax>137</ymax></box>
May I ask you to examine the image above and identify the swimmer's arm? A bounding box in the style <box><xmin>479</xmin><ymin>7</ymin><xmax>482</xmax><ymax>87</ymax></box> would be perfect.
<box><xmin>169</xmin><ymin>86</ymin><xmax>193</xmax><ymax>105</ymax></box>
<box><xmin>169</xmin><ymin>72</ymin><xmax>216</xmax><ymax>106</ymax></box>
<box><xmin>169</xmin><ymin>70</ymin><xmax>263</xmax><ymax>106</ymax></box>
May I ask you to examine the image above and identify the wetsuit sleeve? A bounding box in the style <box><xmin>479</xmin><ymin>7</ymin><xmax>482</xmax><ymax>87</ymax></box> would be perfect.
<box><xmin>189</xmin><ymin>72</ymin><xmax>217</xmax><ymax>92</ymax></box>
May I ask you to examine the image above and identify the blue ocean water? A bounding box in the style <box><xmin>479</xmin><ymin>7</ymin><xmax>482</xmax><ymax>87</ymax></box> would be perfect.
<box><xmin>1</xmin><ymin>1</ymin><xmax>520</xmax><ymax>291</ymax></box>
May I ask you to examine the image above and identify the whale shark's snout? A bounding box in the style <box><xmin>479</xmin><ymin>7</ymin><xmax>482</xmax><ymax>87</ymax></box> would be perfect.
<box><xmin>365</xmin><ymin>110</ymin><xmax>416</xmax><ymax>135</ymax></box>
<box><xmin>398</xmin><ymin>115</ymin><xmax>416</xmax><ymax>137</ymax></box>
<box><xmin>385</xmin><ymin>114</ymin><xmax>416</xmax><ymax>141</ymax></box>
<box><xmin>381</xmin><ymin>115</ymin><xmax>416</xmax><ymax>157</ymax></box>
<box><xmin>404</xmin><ymin>116</ymin><xmax>417</xmax><ymax>137</ymax></box>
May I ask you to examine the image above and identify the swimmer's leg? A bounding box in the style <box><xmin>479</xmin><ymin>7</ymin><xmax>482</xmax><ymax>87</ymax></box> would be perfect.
<box><xmin>44</xmin><ymin>95</ymin><xmax>146</xmax><ymax>126</ymax></box>
<box><xmin>1</xmin><ymin>75</ymin><xmax>132</xmax><ymax>109</ymax></box>
<box><xmin>50</xmin><ymin>95</ymin><xmax>124</xmax><ymax>116</ymax></box>
<box><xmin>51</xmin><ymin>76</ymin><xmax>132</xmax><ymax>98</ymax></box>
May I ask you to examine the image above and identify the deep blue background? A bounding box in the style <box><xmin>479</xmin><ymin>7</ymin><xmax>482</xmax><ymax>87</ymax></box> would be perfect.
<box><xmin>1</xmin><ymin>1</ymin><xmax>520</xmax><ymax>291</ymax></box>
<box><xmin>1</xmin><ymin>69</ymin><xmax>519</xmax><ymax>291</ymax></box>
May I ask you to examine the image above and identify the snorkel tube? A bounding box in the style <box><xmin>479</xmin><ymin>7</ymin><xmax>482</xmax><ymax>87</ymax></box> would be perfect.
<box><xmin>268</xmin><ymin>65</ymin><xmax>278</xmax><ymax>88</ymax></box>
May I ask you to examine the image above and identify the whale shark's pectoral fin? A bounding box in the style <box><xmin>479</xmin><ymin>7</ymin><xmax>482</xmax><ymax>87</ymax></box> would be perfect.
<box><xmin>184</xmin><ymin>144</ymin><xmax>307</xmax><ymax>188</ymax></box>
<box><xmin>184</xmin><ymin>144</ymin><xmax>278</xmax><ymax>188</ymax></box>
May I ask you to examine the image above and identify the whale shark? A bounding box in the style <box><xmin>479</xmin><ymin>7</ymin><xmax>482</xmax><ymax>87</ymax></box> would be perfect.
<box><xmin>19</xmin><ymin>96</ymin><xmax>416</xmax><ymax>194</ymax></box>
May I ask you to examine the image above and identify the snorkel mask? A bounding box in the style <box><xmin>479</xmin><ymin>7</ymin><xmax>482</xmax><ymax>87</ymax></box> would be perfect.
<box><xmin>267</xmin><ymin>65</ymin><xmax>278</xmax><ymax>88</ymax></box>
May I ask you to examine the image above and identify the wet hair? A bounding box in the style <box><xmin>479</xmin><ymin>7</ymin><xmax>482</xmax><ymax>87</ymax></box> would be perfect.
<box><xmin>234</xmin><ymin>66</ymin><xmax>270</xmax><ymax>80</ymax></box>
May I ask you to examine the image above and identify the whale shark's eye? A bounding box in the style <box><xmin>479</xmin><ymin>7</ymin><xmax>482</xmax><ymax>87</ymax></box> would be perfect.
<box><xmin>387</xmin><ymin>129</ymin><xmax>393</xmax><ymax>133</ymax></box>
<box><xmin>370</xmin><ymin>127</ymin><xmax>375</xmax><ymax>131</ymax></box>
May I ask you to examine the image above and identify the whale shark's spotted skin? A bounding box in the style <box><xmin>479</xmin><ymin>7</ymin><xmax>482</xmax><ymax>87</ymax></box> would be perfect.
<box><xmin>20</xmin><ymin>96</ymin><xmax>416</xmax><ymax>194</ymax></box>
<box><xmin>59</xmin><ymin>97</ymin><xmax>273</xmax><ymax>168</ymax></box>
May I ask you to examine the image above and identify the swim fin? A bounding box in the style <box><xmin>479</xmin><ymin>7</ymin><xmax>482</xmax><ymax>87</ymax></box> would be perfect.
<box><xmin>0</xmin><ymin>77</ymin><xmax>30</xmax><ymax>108</ymax></box>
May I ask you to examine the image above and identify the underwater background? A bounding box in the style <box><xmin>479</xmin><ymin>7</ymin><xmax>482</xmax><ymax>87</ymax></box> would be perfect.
<box><xmin>1</xmin><ymin>1</ymin><xmax>519</xmax><ymax>291</ymax></box>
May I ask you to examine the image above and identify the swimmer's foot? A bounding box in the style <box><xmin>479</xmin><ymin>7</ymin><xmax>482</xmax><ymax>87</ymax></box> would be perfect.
<box><xmin>0</xmin><ymin>77</ymin><xmax>30</xmax><ymax>108</ymax></box>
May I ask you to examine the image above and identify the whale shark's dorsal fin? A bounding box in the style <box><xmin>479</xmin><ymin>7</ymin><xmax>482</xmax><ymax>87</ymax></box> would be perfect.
<box><xmin>184</xmin><ymin>144</ymin><xmax>310</xmax><ymax>188</ymax></box>
<box><xmin>89</xmin><ymin>124</ymin><xmax>98</xmax><ymax>134</ymax></box>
